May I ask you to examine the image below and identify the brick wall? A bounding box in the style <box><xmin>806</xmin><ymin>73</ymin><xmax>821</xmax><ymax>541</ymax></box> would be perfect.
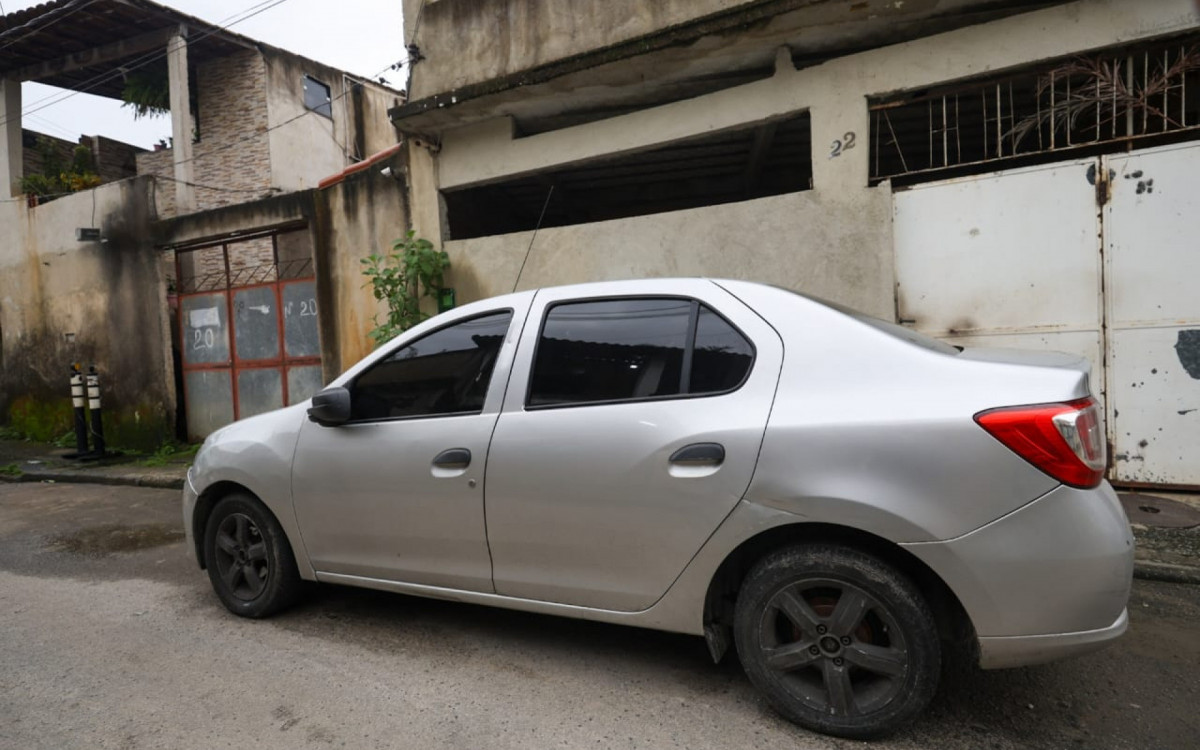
<box><xmin>88</xmin><ymin>135</ymin><xmax>145</xmax><ymax>183</ymax></box>
<box><xmin>192</xmin><ymin>49</ymin><xmax>273</xmax><ymax>212</ymax></box>
<box><xmin>136</xmin><ymin>147</ymin><xmax>177</xmax><ymax>218</ymax></box>
<box><xmin>138</xmin><ymin>49</ymin><xmax>276</xmax><ymax>280</ymax></box>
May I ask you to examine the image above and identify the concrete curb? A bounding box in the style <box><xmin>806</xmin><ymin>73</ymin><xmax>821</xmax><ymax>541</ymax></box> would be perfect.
<box><xmin>1133</xmin><ymin>560</ymin><xmax>1200</xmax><ymax>586</ymax></box>
<box><xmin>0</xmin><ymin>471</ymin><xmax>184</xmax><ymax>491</ymax></box>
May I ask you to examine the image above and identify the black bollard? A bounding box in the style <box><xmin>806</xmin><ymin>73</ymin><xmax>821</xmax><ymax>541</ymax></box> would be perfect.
<box><xmin>83</xmin><ymin>365</ymin><xmax>106</xmax><ymax>460</ymax></box>
<box><xmin>63</xmin><ymin>364</ymin><xmax>89</xmax><ymax>459</ymax></box>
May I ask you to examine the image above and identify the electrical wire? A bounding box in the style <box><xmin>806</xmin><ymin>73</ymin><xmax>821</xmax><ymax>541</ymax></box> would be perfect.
<box><xmin>170</xmin><ymin>54</ymin><xmax>411</xmax><ymax>168</ymax></box>
<box><xmin>0</xmin><ymin>0</ymin><xmax>102</xmax><ymax>55</ymax></box>
<box><xmin>0</xmin><ymin>0</ymin><xmax>297</xmax><ymax>129</ymax></box>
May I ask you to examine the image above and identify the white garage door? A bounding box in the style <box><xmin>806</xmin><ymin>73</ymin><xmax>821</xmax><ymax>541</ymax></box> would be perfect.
<box><xmin>894</xmin><ymin>143</ymin><xmax>1200</xmax><ymax>488</ymax></box>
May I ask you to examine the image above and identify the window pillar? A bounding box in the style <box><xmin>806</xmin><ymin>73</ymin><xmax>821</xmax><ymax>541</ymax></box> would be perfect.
<box><xmin>167</xmin><ymin>28</ymin><xmax>196</xmax><ymax>213</ymax></box>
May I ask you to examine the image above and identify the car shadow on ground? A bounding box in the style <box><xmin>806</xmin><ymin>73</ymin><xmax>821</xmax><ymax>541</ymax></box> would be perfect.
<box><xmin>259</xmin><ymin>581</ymin><xmax>1198</xmax><ymax>750</ymax></box>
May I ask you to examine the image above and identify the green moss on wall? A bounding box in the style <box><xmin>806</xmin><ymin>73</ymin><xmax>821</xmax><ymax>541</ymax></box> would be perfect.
<box><xmin>5</xmin><ymin>397</ymin><xmax>170</xmax><ymax>451</ymax></box>
<box><xmin>7</xmin><ymin>397</ymin><xmax>73</xmax><ymax>442</ymax></box>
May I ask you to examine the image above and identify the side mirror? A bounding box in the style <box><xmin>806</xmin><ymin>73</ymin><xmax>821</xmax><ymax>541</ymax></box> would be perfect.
<box><xmin>307</xmin><ymin>386</ymin><xmax>351</xmax><ymax>426</ymax></box>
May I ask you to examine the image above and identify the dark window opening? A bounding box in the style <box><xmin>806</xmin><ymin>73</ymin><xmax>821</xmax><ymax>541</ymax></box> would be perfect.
<box><xmin>871</xmin><ymin>36</ymin><xmax>1200</xmax><ymax>185</ymax></box>
<box><xmin>350</xmin><ymin>311</ymin><xmax>512</xmax><ymax>421</ymax></box>
<box><xmin>444</xmin><ymin>113</ymin><xmax>811</xmax><ymax>240</ymax></box>
<box><xmin>528</xmin><ymin>298</ymin><xmax>753</xmax><ymax>408</ymax></box>
<box><xmin>303</xmin><ymin>75</ymin><xmax>333</xmax><ymax>118</ymax></box>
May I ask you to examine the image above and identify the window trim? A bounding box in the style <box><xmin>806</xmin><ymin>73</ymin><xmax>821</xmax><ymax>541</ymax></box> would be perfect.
<box><xmin>523</xmin><ymin>294</ymin><xmax>756</xmax><ymax>411</ymax></box>
<box><xmin>345</xmin><ymin>308</ymin><xmax>515</xmax><ymax>425</ymax></box>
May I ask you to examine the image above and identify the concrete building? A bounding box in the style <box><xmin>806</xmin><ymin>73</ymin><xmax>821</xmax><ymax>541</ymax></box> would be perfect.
<box><xmin>391</xmin><ymin>0</ymin><xmax>1200</xmax><ymax>489</ymax></box>
<box><xmin>1</xmin><ymin>0</ymin><xmax>404</xmax><ymax>445</ymax></box>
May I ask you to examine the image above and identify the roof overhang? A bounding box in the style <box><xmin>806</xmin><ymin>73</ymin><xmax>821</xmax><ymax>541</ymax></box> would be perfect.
<box><xmin>389</xmin><ymin>0</ymin><xmax>1072</xmax><ymax>137</ymax></box>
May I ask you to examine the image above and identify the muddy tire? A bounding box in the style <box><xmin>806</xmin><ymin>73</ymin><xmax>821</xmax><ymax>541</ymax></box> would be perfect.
<box><xmin>203</xmin><ymin>493</ymin><xmax>303</xmax><ymax>618</ymax></box>
<box><xmin>734</xmin><ymin>544</ymin><xmax>940</xmax><ymax>739</ymax></box>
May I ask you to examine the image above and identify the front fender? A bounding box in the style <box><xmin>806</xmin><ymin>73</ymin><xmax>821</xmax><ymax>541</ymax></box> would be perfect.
<box><xmin>187</xmin><ymin>404</ymin><xmax>315</xmax><ymax>579</ymax></box>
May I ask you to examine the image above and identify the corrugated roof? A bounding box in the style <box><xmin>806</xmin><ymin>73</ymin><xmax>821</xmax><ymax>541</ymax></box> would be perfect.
<box><xmin>0</xmin><ymin>0</ymin><xmax>254</xmax><ymax>98</ymax></box>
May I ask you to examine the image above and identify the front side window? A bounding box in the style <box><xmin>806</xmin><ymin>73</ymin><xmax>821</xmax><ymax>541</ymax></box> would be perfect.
<box><xmin>528</xmin><ymin>298</ymin><xmax>754</xmax><ymax>407</ymax></box>
<box><xmin>350</xmin><ymin>311</ymin><xmax>512</xmax><ymax>421</ymax></box>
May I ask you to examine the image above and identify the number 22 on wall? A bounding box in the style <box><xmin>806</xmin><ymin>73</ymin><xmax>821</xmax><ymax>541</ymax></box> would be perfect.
<box><xmin>830</xmin><ymin>132</ymin><xmax>856</xmax><ymax>158</ymax></box>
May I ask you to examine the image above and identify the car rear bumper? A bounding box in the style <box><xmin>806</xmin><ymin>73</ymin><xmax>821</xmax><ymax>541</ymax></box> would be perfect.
<box><xmin>977</xmin><ymin>608</ymin><xmax>1128</xmax><ymax>668</ymax></box>
<box><xmin>903</xmin><ymin>481</ymin><xmax>1134</xmax><ymax>669</ymax></box>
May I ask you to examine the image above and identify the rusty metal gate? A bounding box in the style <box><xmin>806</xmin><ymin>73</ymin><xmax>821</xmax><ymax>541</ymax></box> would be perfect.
<box><xmin>894</xmin><ymin>141</ymin><xmax>1200</xmax><ymax>489</ymax></box>
<box><xmin>176</xmin><ymin>228</ymin><xmax>323</xmax><ymax>441</ymax></box>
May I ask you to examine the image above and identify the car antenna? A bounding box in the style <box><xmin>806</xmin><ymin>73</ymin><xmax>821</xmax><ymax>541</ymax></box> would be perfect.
<box><xmin>511</xmin><ymin>184</ymin><xmax>555</xmax><ymax>294</ymax></box>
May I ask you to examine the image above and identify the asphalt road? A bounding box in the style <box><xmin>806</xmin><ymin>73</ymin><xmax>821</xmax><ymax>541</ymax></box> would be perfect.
<box><xmin>1</xmin><ymin>481</ymin><xmax>1197</xmax><ymax>750</ymax></box>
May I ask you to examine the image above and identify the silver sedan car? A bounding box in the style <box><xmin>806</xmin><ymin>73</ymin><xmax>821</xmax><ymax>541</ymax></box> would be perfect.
<box><xmin>184</xmin><ymin>278</ymin><xmax>1133</xmax><ymax>738</ymax></box>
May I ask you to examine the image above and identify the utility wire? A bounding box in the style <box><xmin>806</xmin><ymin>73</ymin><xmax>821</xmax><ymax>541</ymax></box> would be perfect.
<box><xmin>0</xmin><ymin>0</ymin><xmax>296</xmax><ymax>128</ymax></box>
<box><xmin>170</xmin><ymin>54</ymin><xmax>411</xmax><ymax>169</ymax></box>
<box><xmin>0</xmin><ymin>0</ymin><xmax>101</xmax><ymax>54</ymax></box>
<box><xmin>15</xmin><ymin>0</ymin><xmax>285</xmax><ymax>116</ymax></box>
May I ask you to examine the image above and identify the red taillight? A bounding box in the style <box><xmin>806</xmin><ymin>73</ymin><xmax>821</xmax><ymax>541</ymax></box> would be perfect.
<box><xmin>974</xmin><ymin>397</ymin><xmax>1106</xmax><ymax>488</ymax></box>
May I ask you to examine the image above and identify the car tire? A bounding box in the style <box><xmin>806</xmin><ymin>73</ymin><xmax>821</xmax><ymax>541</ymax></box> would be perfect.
<box><xmin>733</xmin><ymin>544</ymin><xmax>940</xmax><ymax>739</ymax></box>
<box><xmin>203</xmin><ymin>492</ymin><xmax>303</xmax><ymax>618</ymax></box>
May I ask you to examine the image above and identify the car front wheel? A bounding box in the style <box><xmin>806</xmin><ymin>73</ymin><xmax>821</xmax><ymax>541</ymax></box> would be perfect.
<box><xmin>734</xmin><ymin>544</ymin><xmax>940</xmax><ymax>739</ymax></box>
<box><xmin>203</xmin><ymin>493</ymin><xmax>303</xmax><ymax>618</ymax></box>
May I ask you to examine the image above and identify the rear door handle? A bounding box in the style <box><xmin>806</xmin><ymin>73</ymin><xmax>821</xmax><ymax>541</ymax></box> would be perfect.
<box><xmin>669</xmin><ymin>443</ymin><xmax>725</xmax><ymax>464</ymax></box>
<box><xmin>432</xmin><ymin>448</ymin><xmax>472</xmax><ymax>469</ymax></box>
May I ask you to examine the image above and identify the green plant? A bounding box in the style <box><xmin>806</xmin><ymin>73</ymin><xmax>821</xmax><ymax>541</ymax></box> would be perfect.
<box><xmin>18</xmin><ymin>137</ymin><xmax>102</xmax><ymax>198</ymax></box>
<box><xmin>120</xmin><ymin>67</ymin><xmax>170</xmax><ymax>120</ymax></box>
<box><xmin>52</xmin><ymin>430</ymin><xmax>77</xmax><ymax>449</ymax></box>
<box><xmin>140</xmin><ymin>441</ymin><xmax>200</xmax><ymax>467</ymax></box>
<box><xmin>361</xmin><ymin>231</ymin><xmax>450</xmax><ymax>346</ymax></box>
<box><xmin>0</xmin><ymin>463</ymin><xmax>22</xmax><ymax>477</ymax></box>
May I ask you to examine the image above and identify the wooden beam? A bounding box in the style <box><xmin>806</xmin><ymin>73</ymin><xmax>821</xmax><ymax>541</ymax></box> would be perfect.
<box><xmin>6</xmin><ymin>28</ymin><xmax>175</xmax><ymax>81</ymax></box>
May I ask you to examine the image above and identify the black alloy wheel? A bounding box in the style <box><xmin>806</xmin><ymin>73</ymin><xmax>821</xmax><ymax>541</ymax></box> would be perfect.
<box><xmin>203</xmin><ymin>493</ymin><xmax>303</xmax><ymax>618</ymax></box>
<box><xmin>734</xmin><ymin>544</ymin><xmax>940</xmax><ymax>739</ymax></box>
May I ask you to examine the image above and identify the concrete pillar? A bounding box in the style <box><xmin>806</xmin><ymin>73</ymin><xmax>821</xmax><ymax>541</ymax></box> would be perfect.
<box><xmin>0</xmin><ymin>78</ymin><xmax>22</xmax><ymax>200</ymax></box>
<box><xmin>167</xmin><ymin>29</ymin><xmax>196</xmax><ymax>213</ymax></box>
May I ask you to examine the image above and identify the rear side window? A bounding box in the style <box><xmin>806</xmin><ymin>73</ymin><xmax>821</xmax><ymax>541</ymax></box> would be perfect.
<box><xmin>528</xmin><ymin>298</ymin><xmax>753</xmax><ymax>407</ymax></box>
<box><xmin>351</xmin><ymin>311</ymin><xmax>512</xmax><ymax>420</ymax></box>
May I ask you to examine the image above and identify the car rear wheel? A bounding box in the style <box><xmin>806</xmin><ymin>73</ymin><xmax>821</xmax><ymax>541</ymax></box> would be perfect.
<box><xmin>733</xmin><ymin>544</ymin><xmax>940</xmax><ymax>739</ymax></box>
<box><xmin>203</xmin><ymin>493</ymin><xmax>303</xmax><ymax>618</ymax></box>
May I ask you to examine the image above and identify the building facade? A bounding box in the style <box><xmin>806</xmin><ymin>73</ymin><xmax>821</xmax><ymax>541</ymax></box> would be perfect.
<box><xmin>393</xmin><ymin>0</ymin><xmax>1200</xmax><ymax>488</ymax></box>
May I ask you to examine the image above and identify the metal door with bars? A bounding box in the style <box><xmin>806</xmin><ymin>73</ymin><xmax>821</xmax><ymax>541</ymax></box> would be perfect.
<box><xmin>894</xmin><ymin>142</ymin><xmax>1200</xmax><ymax>488</ymax></box>
<box><xmin>176</xmin><ymin>229</ymin><xmax>323</xmax><ymax>441</ymax></box>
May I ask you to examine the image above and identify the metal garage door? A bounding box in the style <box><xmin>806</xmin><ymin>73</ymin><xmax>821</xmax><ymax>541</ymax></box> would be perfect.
<box><xmin>894</xmin><ymin>143</ymin><xmax>1200</xmax><ymax>488</ymax></box>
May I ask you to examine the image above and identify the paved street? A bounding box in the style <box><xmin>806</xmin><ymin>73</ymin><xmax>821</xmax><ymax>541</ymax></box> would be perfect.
<box><xmin>1</xmin><ymin>481</ymin><xmax>1197</xmax><ymax>750</ymax></box>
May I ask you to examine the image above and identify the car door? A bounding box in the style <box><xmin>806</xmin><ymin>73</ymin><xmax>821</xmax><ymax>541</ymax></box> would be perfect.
<box><xmin>291</xmin><ymin>306</ymin><xmax>523</xmax><ymax>592</ymax></box>
<box><xmin>484</xmin><ymin>279</ymin><xmax>784</xmax><ymax>611</ymax></box>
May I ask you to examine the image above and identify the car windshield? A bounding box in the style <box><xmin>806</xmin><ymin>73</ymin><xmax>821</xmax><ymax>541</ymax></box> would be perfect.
<box><xmin>773</xmin><ymin>286</ymin><xmax>960</xmax><ymax>355</ymax></box>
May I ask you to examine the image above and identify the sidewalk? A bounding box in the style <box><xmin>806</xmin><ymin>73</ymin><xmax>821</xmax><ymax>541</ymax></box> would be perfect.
<box><xmin>0</xmin><ymin>437</ymin><xmax>189</xmax><ymax>490</ymax></box>
<box><xmin>2</xmin><ymin>436</ymin><xmax>1197</xmax><ymax>584</ymax></box>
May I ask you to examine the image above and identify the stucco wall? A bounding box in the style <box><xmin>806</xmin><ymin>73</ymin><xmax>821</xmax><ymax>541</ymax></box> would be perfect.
<box><xmin>404</xmin><ymin>0</ymin><xmax>761</xmax><ymax>99</ymax></box>
<box><xmin>409</xmin><ymin>0</ymin><xmax>1200</xmax><ymax>320</ymax></box>
<box><xmin>265</xmin><ymin>50</ymin><xmax>401</xmax><ymax>194</ymax></box>
<box><xmin>0</xmin><ymin>177</ymin><xmax>175</xmax><ymax>448</ymax></box>
<box><xmin>312</xmin><ymin>164</ymin><xmax>407</xmax><ymax>376</ymax></box>
<box><xmin>443</xmin><ymin>189</ymin><xmax>894</xmax><ymax>319</ymax></box>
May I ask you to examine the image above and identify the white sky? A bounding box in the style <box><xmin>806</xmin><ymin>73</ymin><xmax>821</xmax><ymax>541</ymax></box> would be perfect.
<box><xmin>6</xmin><ymin>0</ymin><xmax>406</xmax><ymax>148</ymax></box>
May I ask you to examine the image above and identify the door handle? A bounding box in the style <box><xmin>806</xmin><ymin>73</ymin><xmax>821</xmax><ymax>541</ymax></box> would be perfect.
<box><xmin>669</xmin><ymin>443</ymin><xmax>725</xmax><ymax>464</ymax></box>
<box><xmin>432</xmin><ymin>448</ymin><xmax>472</xmax><ymax>469</ymax></box>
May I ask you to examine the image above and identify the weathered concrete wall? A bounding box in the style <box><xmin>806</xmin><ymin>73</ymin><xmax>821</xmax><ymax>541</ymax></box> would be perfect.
<box><xmin>443</xmin><ymin>189</ymin><xmax>893</xmax><ymax>319</ymax></box>
<box><xmin>264</xmin><ymin>50</ymin><xmax>401</xmax><ymax>193</ymax></box>
<box><xmin>312</xmin><ymin>161</ymin><xmax>406</xmax><ymax>377</ymax></box>
<box><xmin>0</xmin><ymin>177</ymin><xmax>174</xmax><ymax>448</ymax></box>
<box><xmin>411</xmin><ymin>0</ymin><xmax>1200</xmax><ymax>320</ymax></box>
<box><xmin>405</xmin><ymin>0</ymin><xmax>760</xmax><ymax>99</ymax></box>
